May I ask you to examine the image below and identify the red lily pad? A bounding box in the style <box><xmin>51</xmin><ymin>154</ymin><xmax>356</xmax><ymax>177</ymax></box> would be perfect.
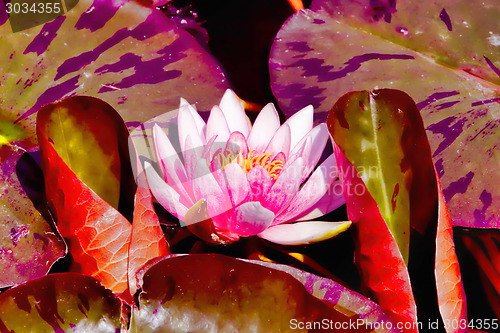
<box><xmin>328</xmin><ymin>89</ymin><xmax>438</xmax><ymax>262</ymax></box>
<box><xmin>269</xmin><ymin>0</ymin><xmax>500</xmax><ymax>228</ymax></box>
<box><xmin>328</xmin><ymin>89</ymin><xmax>466</xmax><ymax>331</ymax></box>
<box><xmin>0</xmin><ymin>0</ymin><xmax>228</xmax><ymax>286</ymax></box>
<box><xmin>132</xmin><ymin>254</ymin><xmax>398</xmax><ymax>332</ymax></box>
<box><xmin>37</xmin><ymin>96</ymin><xmax>169</xmax><ymax>296</ymax></box>
<box><xmin>0</xmin><ymin>273</ymin><xmax>123</xmax><ymax>332</ymax></box>
<box><xmin>435</xmin><ymin>175</ymin><xmax>467</xmax><ymax>333</ymax></box>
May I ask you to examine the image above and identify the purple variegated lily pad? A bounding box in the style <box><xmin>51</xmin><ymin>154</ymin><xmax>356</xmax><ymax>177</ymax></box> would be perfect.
<box><xmin>133</xmin><ymin>254</ymin><xmax>398</xmax><ymax>332</ymax></box>
<box><xmin>0</xmin><ymin>148</ymin><xmax>66</xmax><ymax>288</ymax></box>
<box><xmin>269</xmin><ymin>0</ymin><xmax>499</xmax><ymax>228</ymax></box>
<box><xmin>0</xmin><ymin>0</ymin><xmax>228</xmax><ymax>287</ymax></box>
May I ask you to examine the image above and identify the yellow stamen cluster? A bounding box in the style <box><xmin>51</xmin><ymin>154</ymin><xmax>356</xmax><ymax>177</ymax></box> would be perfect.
<box><xmin>212</xmin><ymin>149</ymin><xmax>285</xmax><ymax>180</ymax></box>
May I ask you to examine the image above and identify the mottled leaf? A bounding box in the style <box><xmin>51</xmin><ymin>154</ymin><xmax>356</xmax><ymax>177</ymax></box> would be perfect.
<box><xmin>0</xmin><ymin>0</ymin><xmax>228</xmax><ymax>275</ymax></box>
<box><xmin>132</xmin><ymin>254</ymin><xmax>397</xmax><ymax>332</ymax></box>
<box><xmin>0</xmin><ymin>273</ymin><xmax>122</xmax><ymax>332</ymax></box>
<box><xmin>248</xmin><ymin>259</ymin><xmax>399</xmax><ymax>332</ymax></box>
<box><xmin>0</xmin><ymin>147</ymin><xmax>66</xmax><ymax>288</ymax></box>
<box><xmin>35</xmin><ymin>96</ymin><xmax>133</xmax><ymax>210</ymax></box>
<box><xmin>37</xmin><ymin>97</ymin><xmax>133</xmax><ymax>294</ymax></box>
<box><xmin>328</xmin><ymin>89</ymin><xmax>467</xmax><ymax>331</ymax></box>
<box><xmin>269</xmin><ymin>0</ymin><xmax>500</xmax><ymax>228</ymax></box>
<box><xmin>37</xmin><ymin>96</ymin><xmax>170</xmax><ymax>298</ymax></box>
<box><xmin>327</xmin><ymin>89</ymin><xmax>437</xmax><ymax>262</ymax></box>
<box><xmin>435</xmin><ymin>175</ymin><xmax>467</xmax><ymax>333</ymax></box>
<box><xmin>333</xmin><ymin>145</ymin><xmax>417</xmax><ymax>331</ymax></box>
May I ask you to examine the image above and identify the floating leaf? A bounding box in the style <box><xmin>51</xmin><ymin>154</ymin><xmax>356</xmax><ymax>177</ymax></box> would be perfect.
<box><xmin>249</xmin><ymin>259</ymin><xmax>399</xmax><ymax>331</ymax></box>
<box><xmin>37</xmin><ymin>96</ymin><xmax>168</xmax><ymax>296</ymax></box>
<box><xmin>128</xmin><ymin>170</ymin><xmax>170</xmax><ymax>295</ymax></box>
<box><xmin>435</xmin><ymin>175</ymin><xmax>467</xmax><ymax>333</ymax></box>
<box><xmin>328</xmin><ymin>89</ymin><xmax>437</xmax><ymax>262</ymax></box>
<box><xmin>0</xmin><ymin>273</ymin><xmax>123</xmax><ymax>332</ymax></box>
<box><xmin>333</xmin><ymin>145</ymin><xmax>417</xmax><ymax>330</ymax></box>
<box><xmin>328</xmin><ymin>89</ymin><xmax>467</xmax><ymax>331</ymax></box>
<box><xmin>0</xmin><ymin>0</ymin><xmax>228</xmax><ymax>275</ymax></box>
<box><xmin>0</xmin><ymin>147</ymin><xmax>66</xmax><ymax>288</ymax></box>
<box><xmin>132</xmin><ymin>254</ymin><xmax>398</xmax><ymax>332</ymax></box>
<box><xmin>37</xmin><ymin>97</ymin><xmax>134</xmax><ymax>294</ymax></box>
<box><xmin>36</xmin><ymin>96</ymin><xmax>134</xmax><ymax>210</ymax></box>
<box><xmin>270</xmin><ymin>0</ymin><xmax>500</xmax><ymax>228</ymax></box>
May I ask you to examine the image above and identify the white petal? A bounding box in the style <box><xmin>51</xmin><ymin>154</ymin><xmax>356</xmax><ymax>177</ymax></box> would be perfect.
<box><xmin>228</xmin><ymin>201</ymin><xmax>275</xmax><ymax>236</ymax></box>
<box><xmin>219</xmin><ymin>89</ymin><xmax>250</xmax><ymax>137</ymax></box>
<box><xmin>192</xmin><ymin>159</ymin><xmax>232</xmax><ymax>218</ymax></box>
<box><xmin>144</xmin><ymin>162</ymin><xmax>189</xmax><ymax>220</ymax></box>
<box><xmin>178</xmin><ymin>104</ymin><xmax>205</xmax><ymax>155</ymax></box>
<box><xmin>258</xmin><ymin>221</ymin><xmax>351</xmax><ymax>245</ymax></box>
<box><xmin>274</xmin><ymin>154</ymin><xmax>340</xmax><ymax>224</ymax></box>
<box><xmin>296</xmin><ymin>179</ymin><xmax>345</xmax><ymax>222</ymax></box>
<box><xmin>180</xmin><ymin>98</ymin><xmax>206</xmax><ymax>142</ymax></box>
<box><xmin>284</xmin><ymin>105</ymin><xmax>313</xmax><ymax>150</ymax></box>
<box><xmin>152</xmin><ymin>124</ymin><xmax>194</xmax><ymax>205</ymax></box>
<box><xmin>247</xmin><ymin>103</ymin><xmax>280</xmax><ymax>153</ymax></box>
<box><xmin>290</xmin><ymin>123</ymin><xmax>329</xmax><ymax>181</ymax></box>
<box><xmin>206</xmin><ymin>105</ymin><xmax>230</xmax><ymax>142</ymax></box>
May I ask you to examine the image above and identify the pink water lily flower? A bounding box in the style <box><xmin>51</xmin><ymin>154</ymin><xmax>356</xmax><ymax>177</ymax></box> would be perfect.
<box><xmin>145</xmin><ymin>89</ymin><xmax>349</xmax><ymax>245</ymax></box>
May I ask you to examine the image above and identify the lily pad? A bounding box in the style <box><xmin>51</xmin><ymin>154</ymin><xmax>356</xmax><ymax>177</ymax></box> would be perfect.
<box><xmin>0</xmin><ymin>273</ymin><xmax>123</xmax><ymax>332</ymax></box>
<box><xmin>132</xmin><ymin>254</ymin><xmax>399</xmax><ymax>332</ymax></box>
<box><xmin>0</xmin><ymin>0</ymin><xmax>228</xmax><ymax>287</ymax></box>
<box><xmin>269</xmin><ymin>0</ymin><xmax>500</xmax><ymax>228</ymax></box>
<box><xmin>0</xmin><ymin>147</ymin><xmax>66</xmax><ymax>288</ymax></box>
<box><xmin>37</xmin><ymin>96</ymin><xmax>169</xmax><ymax>296</ymax></box>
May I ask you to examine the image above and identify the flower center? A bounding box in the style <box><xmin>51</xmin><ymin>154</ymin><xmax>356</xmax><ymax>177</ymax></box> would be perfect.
<box><xmin>212</xmin><ymin>149</ymin><xmax>285</xmax><ymax>180</ymax></box>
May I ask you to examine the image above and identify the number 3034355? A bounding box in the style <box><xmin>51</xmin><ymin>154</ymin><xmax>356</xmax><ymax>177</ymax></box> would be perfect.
<box><xmin>444</xmin><ymin>318</ymin><xmax>499</xmax><ymax>331</ymax></box>
<box><xmin>6</xmin><ymin>2</ymin><xmax>62</xmax><ymax>14</ymax></box>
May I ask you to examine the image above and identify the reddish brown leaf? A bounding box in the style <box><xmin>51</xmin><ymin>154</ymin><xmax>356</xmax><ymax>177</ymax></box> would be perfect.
<box><xmin>37</xmin><ymin>97</ymin><xmax>133</xmax><ymax>294</ymax></box>
<box><xmin>132</xmin><ymin>254</ymin><xmax>369</xmax><ymax>332</ymax></box>
<box><xmin>37</xmin><ymin>96</ymin><xmax>170</xmax><ymax>297</ymax></box>
<box><xmin>128</xmin><ymin>171</ymin><xmax>170</xmax><ymax>295</ymax></box>
<box><xmin>435</xmin><ymin>175</ymin><xmax>467</xmax><ymax>333</ymax></box>
<box><xmin>333</xmin><ymin>145</ymin><xmax>417</xmax><ymax>331</ymax></box>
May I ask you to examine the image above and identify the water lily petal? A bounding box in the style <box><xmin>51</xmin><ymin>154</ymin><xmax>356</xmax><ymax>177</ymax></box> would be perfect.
<box><xmin>284</xmin><ymin>105</ymin><xmax>313</xmax><ymax>150</ymax></box>
<box><xmin>264</xmin><ymin>123</ymin><xmax>291</xmax><ymax>157</ymax></box>
<box><xmin>219</xmin><ymin>89</ymin><xmax>251</xmax><ymax>137</ymax></box>
<box><xmin>274</xmin><ymin>154</ymin><xmax>339</xmax><ymax>224</ymax></box>
<box><xmin>225</xmin><ymin>131</ymin><xmax>249</xmax><ymax>157</ymax></box>
<box><xmin>228</xmin><ymin>201</ymin><xmax>275</xmax><ymax>236</ymax></box>
<box><xmin>152</xmin><ymin>124</ymin><xmax>194</xmax><ymax>204</ymax></box>
<box><xmin>179</xmin><ymin>98</ymin><xmax>206</xmax><ymax>143</ymax></box>
<box><xmin>263</xmin><ymin>157</ymin><xmax>304</xmax><ymax>215</ymax></box>
<box><xmin>178</xmin><ymin>103</ymin><xmax>205</xmax><ymax>155</ymax></box>
<box><xmin>259</xmin><ymin>221</ymin><xmax>351</xmax><ymax>245</ymax></box>
<box><xmin>247</xmin><ymin>165</ymin><xmax>274</xmax><ymax>202</ymax></box>
<box><xmin>290</xmin><ymin>123</ymin><xmax>329</xmax><ymax>180</ymax></box>
<box><xmin>183</xmin><ymin>134</ymin><xmax>203</xmax><ymax>180</ymax></box>
<box><xmin>296</xmin><ymin>179</ymin><xmax>345</xmax><ymax>222</ymax></box>
<box><xmin>247</xmin><ymin>103</ymin><xmax>281</xmax><ymax>153</ymax></box>
<box><xmin>206</xmin><ymin>105</ymin><xmax>230</xmax><ymax>143</ymax></box>
<box><xmin>144</xmin><ymin>162</ymin><xmax>189</xmax><ymax>220</ymax></box>
<box><xmin>224</xmin><ymin>162</ymin><xmax>251</xmax><ymax>207</ymax></box>
<box><xmin>192</xmin><ymin>159</ymin><xmax>232</xmax><ymax>218</ymax></box>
